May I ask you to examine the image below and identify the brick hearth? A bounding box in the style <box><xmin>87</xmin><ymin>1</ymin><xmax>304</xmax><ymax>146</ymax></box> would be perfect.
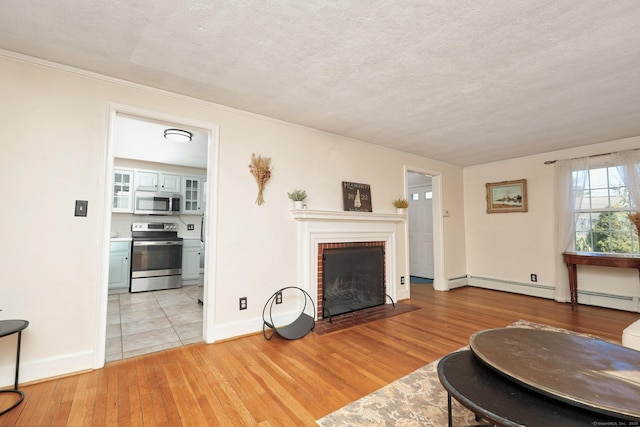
<box><xmin>313</xmin><ymin>301</ymin><xmax>419</xmax><ymax>335</ymax></box>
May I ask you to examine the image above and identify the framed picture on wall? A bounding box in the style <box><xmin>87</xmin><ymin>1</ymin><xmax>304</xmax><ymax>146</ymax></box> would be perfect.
<box><xmin>486</xmin><ymin>179</ymin><xmax>528</xmax><ymax>213</ymax></box>
<box><xmin>342</xmin><ymin>181</ymin><xmax>372</xmax><ymax>212</ymax></box>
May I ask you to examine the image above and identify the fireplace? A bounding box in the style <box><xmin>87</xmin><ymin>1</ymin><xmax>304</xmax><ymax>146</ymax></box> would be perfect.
<box><xmin>319</xmin><ymin>242</ymin><xmax>385</xmax><ymax>319</ymax></box>
<box><xmin>292</xmin><ymin>209</ymin><xmax>405</xmax><ymax>321</ymax></box>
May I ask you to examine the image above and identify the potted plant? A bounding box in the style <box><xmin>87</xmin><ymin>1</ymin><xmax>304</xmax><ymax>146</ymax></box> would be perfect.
<box><xmin>288</xmin><ymin>189</ymin><xmax>307</xmax><ymax>209</ymax></box>
<box><xmin>393</xmin><ymin>198</ymin><xmax>409</xmax><ymax>214</ymax></box>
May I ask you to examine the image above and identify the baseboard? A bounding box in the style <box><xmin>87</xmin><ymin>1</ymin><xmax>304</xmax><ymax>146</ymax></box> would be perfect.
<box><xmin>0</xmin><ymin>350</ymin><xmax>95</xmax><ymax>389</ymax></box>
<box><xmin>447</xmin><ymin>275</ymin><xmax>468</xmax><ymax>289</ymax></box>
<box><xmin>467</xmin><ymin>275</ymin><xmax>555</xmax><ymax>299</ymax></box>
<box><xmin>467</xmin><ymin>275</ymin><xmax>640</xmax><ymax>312</ymax></box>
<box><xmin>575</xmin><ymin>290</ymin><xmax>640</xmax><ymax>312</ymax></box>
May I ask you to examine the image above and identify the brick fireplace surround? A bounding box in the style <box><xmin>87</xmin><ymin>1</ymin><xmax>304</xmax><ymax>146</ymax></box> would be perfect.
<box><xmin>316</xmin><ymin>241</ymin><xmax>386</xmax><ymax>319</ymax></box>
<box><xmin>291</xmin><ymin>209</ymin><xmax>405</xmax><ymax>320</ymax></box>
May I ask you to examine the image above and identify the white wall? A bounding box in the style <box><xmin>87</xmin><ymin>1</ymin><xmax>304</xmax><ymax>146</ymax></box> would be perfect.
<box><xmin>464</xmin><ymin>136</ymin><xmax>640</xmax><ymax>311</ymax></box>
<box><xmin>0</xmin><ymin>52</ymin><xmax>466</xmax><ymax>386</ymax></box>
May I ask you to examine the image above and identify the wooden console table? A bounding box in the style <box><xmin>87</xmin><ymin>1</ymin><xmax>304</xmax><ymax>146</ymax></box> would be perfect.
<box><xmin>562</xmin><ymin>252</ymin><xmax>640</xmax><ymax>308</ymax></box>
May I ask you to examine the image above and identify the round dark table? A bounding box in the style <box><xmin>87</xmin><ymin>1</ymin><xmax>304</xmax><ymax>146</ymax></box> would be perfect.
<box><xmin>470</xmin><ymin>327</ymin><xmax>640</xmax><ymax>420</ymax></box>
<box><xmin>437</xmin><ymin>350</ymin><xmax>631</xmax><ymax>427</ymax></box>
<box><xmin>0</xmin><ymin>319</ymin><xmax>29</xmax><ymax>415</ymax></box>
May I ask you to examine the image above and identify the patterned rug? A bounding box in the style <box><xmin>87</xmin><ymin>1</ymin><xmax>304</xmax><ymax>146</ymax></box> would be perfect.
<box><xmin>316</xmin><ymin>320</ymin><xmax>581</xmax><ymax>427</ymax></box>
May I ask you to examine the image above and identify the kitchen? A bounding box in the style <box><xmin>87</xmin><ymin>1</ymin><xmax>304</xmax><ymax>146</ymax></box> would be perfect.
<box><xmin>106</xmin><ymin>112</ymin><xmax>209</xmax><ymax>362</ymax></box>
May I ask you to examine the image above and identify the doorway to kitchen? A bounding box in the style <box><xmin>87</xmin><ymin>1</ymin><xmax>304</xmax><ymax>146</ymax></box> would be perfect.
<box><xmin>102</xmin><ymin>105</ymin><xmax>218</xmax><ymax>363</ymax></box>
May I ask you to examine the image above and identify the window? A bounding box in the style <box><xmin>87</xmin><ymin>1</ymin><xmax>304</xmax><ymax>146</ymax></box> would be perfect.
<box><xmin>424</xmin><ymin>191</ymin><xmax>433</xmax><ymax>200</ymax></box>
<box><xmin>574</xmin><ymin>165</ymin><xmax>638</xmax><ymax>254</ymax></box>
<box><xmin>411</xmin><ymin>193</ymin><xmax>419</xmax><ymax>201</ymax></box>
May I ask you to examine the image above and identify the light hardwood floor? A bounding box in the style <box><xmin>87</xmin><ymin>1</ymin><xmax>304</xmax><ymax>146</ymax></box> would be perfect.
<box><xmin>1</xmin><ymin>284</ymin><xmax>638</xmax><ymax>426</ymax></box>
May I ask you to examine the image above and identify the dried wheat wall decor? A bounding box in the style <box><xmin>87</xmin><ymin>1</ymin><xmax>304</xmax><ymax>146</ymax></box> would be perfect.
<box><xmin>249</xmin><ymin>153</ymin><xmax>272</xmax><ymax>205</ymax></box>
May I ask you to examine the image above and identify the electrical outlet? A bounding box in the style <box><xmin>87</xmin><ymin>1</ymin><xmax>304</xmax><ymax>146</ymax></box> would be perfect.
<box><xmin>401</xmin><ymin>276</ymin><xmax>405</xmax><ymax>285</ymax></box>
<box><xmin>187</xmin><ymin>224</ymin><xmax>194</xmax><ymax>231</ymax></box>
<box><xmin>531</xmin><ymin>274</ymin><xmax>537</xmax><ymax>282</ymax></box>
<box><xmin>275</xmin><ymin>291</ymin><xmax>282</xmax><ymax>304</ymax></box>
<box><xmin>239</xmin><ymin>297</ymin><xmax>247</xmax><ymax>310</ymax></box>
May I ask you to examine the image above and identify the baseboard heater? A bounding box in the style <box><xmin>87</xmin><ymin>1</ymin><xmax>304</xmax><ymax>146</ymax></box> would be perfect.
<box><xmin>468</xmin><ymin>275</ymin><xmax>639</xmax><ymax>312</ymax></box>
<box><xmin>467</xmin><ymin>275</ymin><xmax>555</xmax><ymax>299</ymax></box>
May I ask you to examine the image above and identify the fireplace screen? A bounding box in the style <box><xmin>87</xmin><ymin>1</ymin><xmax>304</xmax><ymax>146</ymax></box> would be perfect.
<box><xmin>322</xmin><ymin>246</ymin><xmax>385</xmax><ymax>317</ymax></box>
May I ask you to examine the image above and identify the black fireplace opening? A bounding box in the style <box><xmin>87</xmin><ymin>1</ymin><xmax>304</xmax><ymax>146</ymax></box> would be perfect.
<box><xmin>322</xmin><ymin>245</ymin><xmax>385</xmax><ymax>317</ymax></box>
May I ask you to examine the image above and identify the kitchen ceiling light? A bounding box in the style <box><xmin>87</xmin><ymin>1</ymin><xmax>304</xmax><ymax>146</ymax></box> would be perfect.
<box><xmin>164</xmin><ymin>128</ymin><xmax>192</xmax><ymax>143</ymax></box>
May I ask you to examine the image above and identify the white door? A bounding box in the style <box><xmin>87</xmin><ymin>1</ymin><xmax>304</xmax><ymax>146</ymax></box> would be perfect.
<box><xmin>409</xmin><ymin>185</ymin><xmax>434</xmax><ymax>278</ymax></box>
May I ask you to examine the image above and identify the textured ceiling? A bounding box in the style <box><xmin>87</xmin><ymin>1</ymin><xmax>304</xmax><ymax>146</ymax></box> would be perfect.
<box><xmin>2</xmin><ymin>1</ymin><xmax>640</xmax><ymax>166</ymax></box>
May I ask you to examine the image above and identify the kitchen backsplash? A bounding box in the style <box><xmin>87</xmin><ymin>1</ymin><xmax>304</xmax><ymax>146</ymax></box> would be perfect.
<box><xmin>110</xmin><ymin>213</ymin><xmax>203</xmax><ymax>240</ymax></box>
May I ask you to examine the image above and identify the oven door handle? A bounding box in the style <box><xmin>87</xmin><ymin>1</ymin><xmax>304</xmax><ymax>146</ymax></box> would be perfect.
<box><xmin>133</xmin><ymin>241</ymin><xmax>183</xmax><ymax>246</ymax></box>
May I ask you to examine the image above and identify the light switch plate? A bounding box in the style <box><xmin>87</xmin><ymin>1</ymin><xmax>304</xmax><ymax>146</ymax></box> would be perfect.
<box><xmin>75</xmin><ymin>200</ymin><xmax>88</xmax><ymax>217</ymax></box>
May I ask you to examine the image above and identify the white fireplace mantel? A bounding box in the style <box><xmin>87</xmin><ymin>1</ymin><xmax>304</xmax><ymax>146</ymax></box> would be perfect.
<box><xmin>292</xmin><ymin>209</ymin><xmax>405</xmax><ymax>317</ymax></box>
<box><xmin>291</xmin><ymin>209</ymin><xmax>406</xmax><ymax>223</ymax></box>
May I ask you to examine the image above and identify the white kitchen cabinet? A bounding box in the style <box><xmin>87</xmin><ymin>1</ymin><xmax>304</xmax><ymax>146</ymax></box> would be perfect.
<box><xmin>182</xmin><ymin>176</ymin><xmax>204</xmax><ymax>214</ymax></box>
<box><xmin>136</xmin><ymin>171</ymin><xmax>181</xmax><ymax>193</ymax></box>
<box><xmin>182</xmin><ymin>239</ymin><xmax>202</xmax><ymax>283</ymax></box>
<box><xmin>109</xmin><ymin>240</ymin><xmax>131</xmax><ymax>292</ymax></box>
<box><xmin>112</xmin><ymin>169</ymin><xmax>134</xmax><ymax>212</ymax></box>
<box><xmin>135</xmin><ymin>171</ymin><xmax>158</xmax><ymax>191</ymax></box>
<box><xmin>159</xmin><ymin>173</ymin><xmax>181</xmax><ymax>193</ymax></box>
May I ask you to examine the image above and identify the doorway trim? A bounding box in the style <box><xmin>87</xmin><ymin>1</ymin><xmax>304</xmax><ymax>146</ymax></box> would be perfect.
<box><xmin>95</xmin><ymin>103</ymin><xmax>220</xmax><ymax>368</ymax></box>
<box><xmin>404</xmin><ymin>166</ymin><xmax>446</xmax><ymax>292</ymax></box>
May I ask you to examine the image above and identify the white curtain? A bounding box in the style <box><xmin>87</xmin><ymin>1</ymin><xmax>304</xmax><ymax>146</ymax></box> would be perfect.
<box><xmin>554</xmin><ymin>157</ymin><xmax>589</xmax><ymax>302</ymax></box>
<box><xmin>613</xmin><ymin>149</ymin><xmax>640</xmax><ymax>209</ymax></box>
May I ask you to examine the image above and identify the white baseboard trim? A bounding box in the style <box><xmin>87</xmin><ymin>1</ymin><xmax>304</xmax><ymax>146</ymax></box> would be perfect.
<box><xmin>209</xmin><ymin>317</ymin><xmax>265</xmax><ymax>343</ymax></box>
<box><xmin>467</xmin><ymin>275</ymin><xmax>556</xmax><ymax>299</ymax></box>
<box><xmin>467</xmin><ymin>275</ymin><xmax>640</xmax><ymax>312</ymax></box>
<box><xmin>575</xmin><ymin>290</ymin><xmax>640</xmax><ymax>312</ymax></box>
<box><xmin>0</xmin><ymin>350</ymin><xmax>95</xmax><ymax>388</ymax></box>
<box><xmin>447</xmin><ymin>275</ymin><xmax>468</xmax><ymax>289</ymax></box>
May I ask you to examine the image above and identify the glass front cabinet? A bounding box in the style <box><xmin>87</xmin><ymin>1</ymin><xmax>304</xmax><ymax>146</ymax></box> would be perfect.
<box><xmin>112</xmin><ymin>169</ymin><xmax>133</xmax><ymax>212</ymax></box>
<box><xmin>182</xmin><ymin>176</ymin><xmax>203</xmax><ymax>214</ymax></box>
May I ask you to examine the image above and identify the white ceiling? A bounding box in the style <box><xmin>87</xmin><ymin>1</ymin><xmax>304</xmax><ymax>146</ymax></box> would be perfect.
<box><xmin>113</xmin><ymin>114</ymin><xmax>209</xmax><ymax>169</ymax></box>
<box><xmin>2</xmin><ymin>1</ymin><xmax>640</xmax><ymax>166</ymax></box>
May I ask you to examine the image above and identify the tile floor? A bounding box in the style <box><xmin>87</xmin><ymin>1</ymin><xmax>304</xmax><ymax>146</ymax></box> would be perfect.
<box><xmin>106</xmin><ymin>285</ymin><xmax>203</xmax><ymax>362</ymax></box>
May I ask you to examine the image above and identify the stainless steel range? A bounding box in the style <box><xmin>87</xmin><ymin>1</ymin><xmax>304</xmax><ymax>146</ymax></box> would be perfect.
<box><xmin>130</xmin><ymin>222</ymin><xmax>183</xmax><ymax>293</ymax></box>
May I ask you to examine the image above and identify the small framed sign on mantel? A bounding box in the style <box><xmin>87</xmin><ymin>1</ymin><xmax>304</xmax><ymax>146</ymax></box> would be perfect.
<box><xmin>342</xmin><ymin>181</ymin><xmax>372</xmax><ymax>212</ymax></box>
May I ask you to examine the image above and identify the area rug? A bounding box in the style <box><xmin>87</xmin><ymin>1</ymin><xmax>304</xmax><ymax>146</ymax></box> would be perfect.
<box><xmin>316</xmin><ymin>320</ymin><xmax>584</xmax><ymax>427</ymax></box>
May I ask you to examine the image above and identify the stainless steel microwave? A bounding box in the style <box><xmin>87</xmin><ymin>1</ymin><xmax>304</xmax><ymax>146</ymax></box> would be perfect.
<box><xmin>134</xmin><ymin>191</ymin><xmax>181</xmax><ymax>215</ymax></box>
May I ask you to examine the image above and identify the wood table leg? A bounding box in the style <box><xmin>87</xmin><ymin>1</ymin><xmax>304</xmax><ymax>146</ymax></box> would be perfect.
<box><xmin>566</xmin><ymin>263</ymin><xmax>578</xmax><ymax>309</ymax></box>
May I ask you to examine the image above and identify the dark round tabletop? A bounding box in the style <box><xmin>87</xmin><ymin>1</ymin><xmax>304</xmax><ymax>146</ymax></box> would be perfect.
<box><xmin>0</xmin><ymin>320</ymin><xmax>29</xmax><ymax>338</ymax></box>
<box><xmin>470</xmin><ymin>327</ymin><xmax>640</xmax><ymax>420</ymax></box>
<box><xmin>438</xmin><ymin>350</ymin><xmax>630</xmax><ymax>427</ymax></box>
